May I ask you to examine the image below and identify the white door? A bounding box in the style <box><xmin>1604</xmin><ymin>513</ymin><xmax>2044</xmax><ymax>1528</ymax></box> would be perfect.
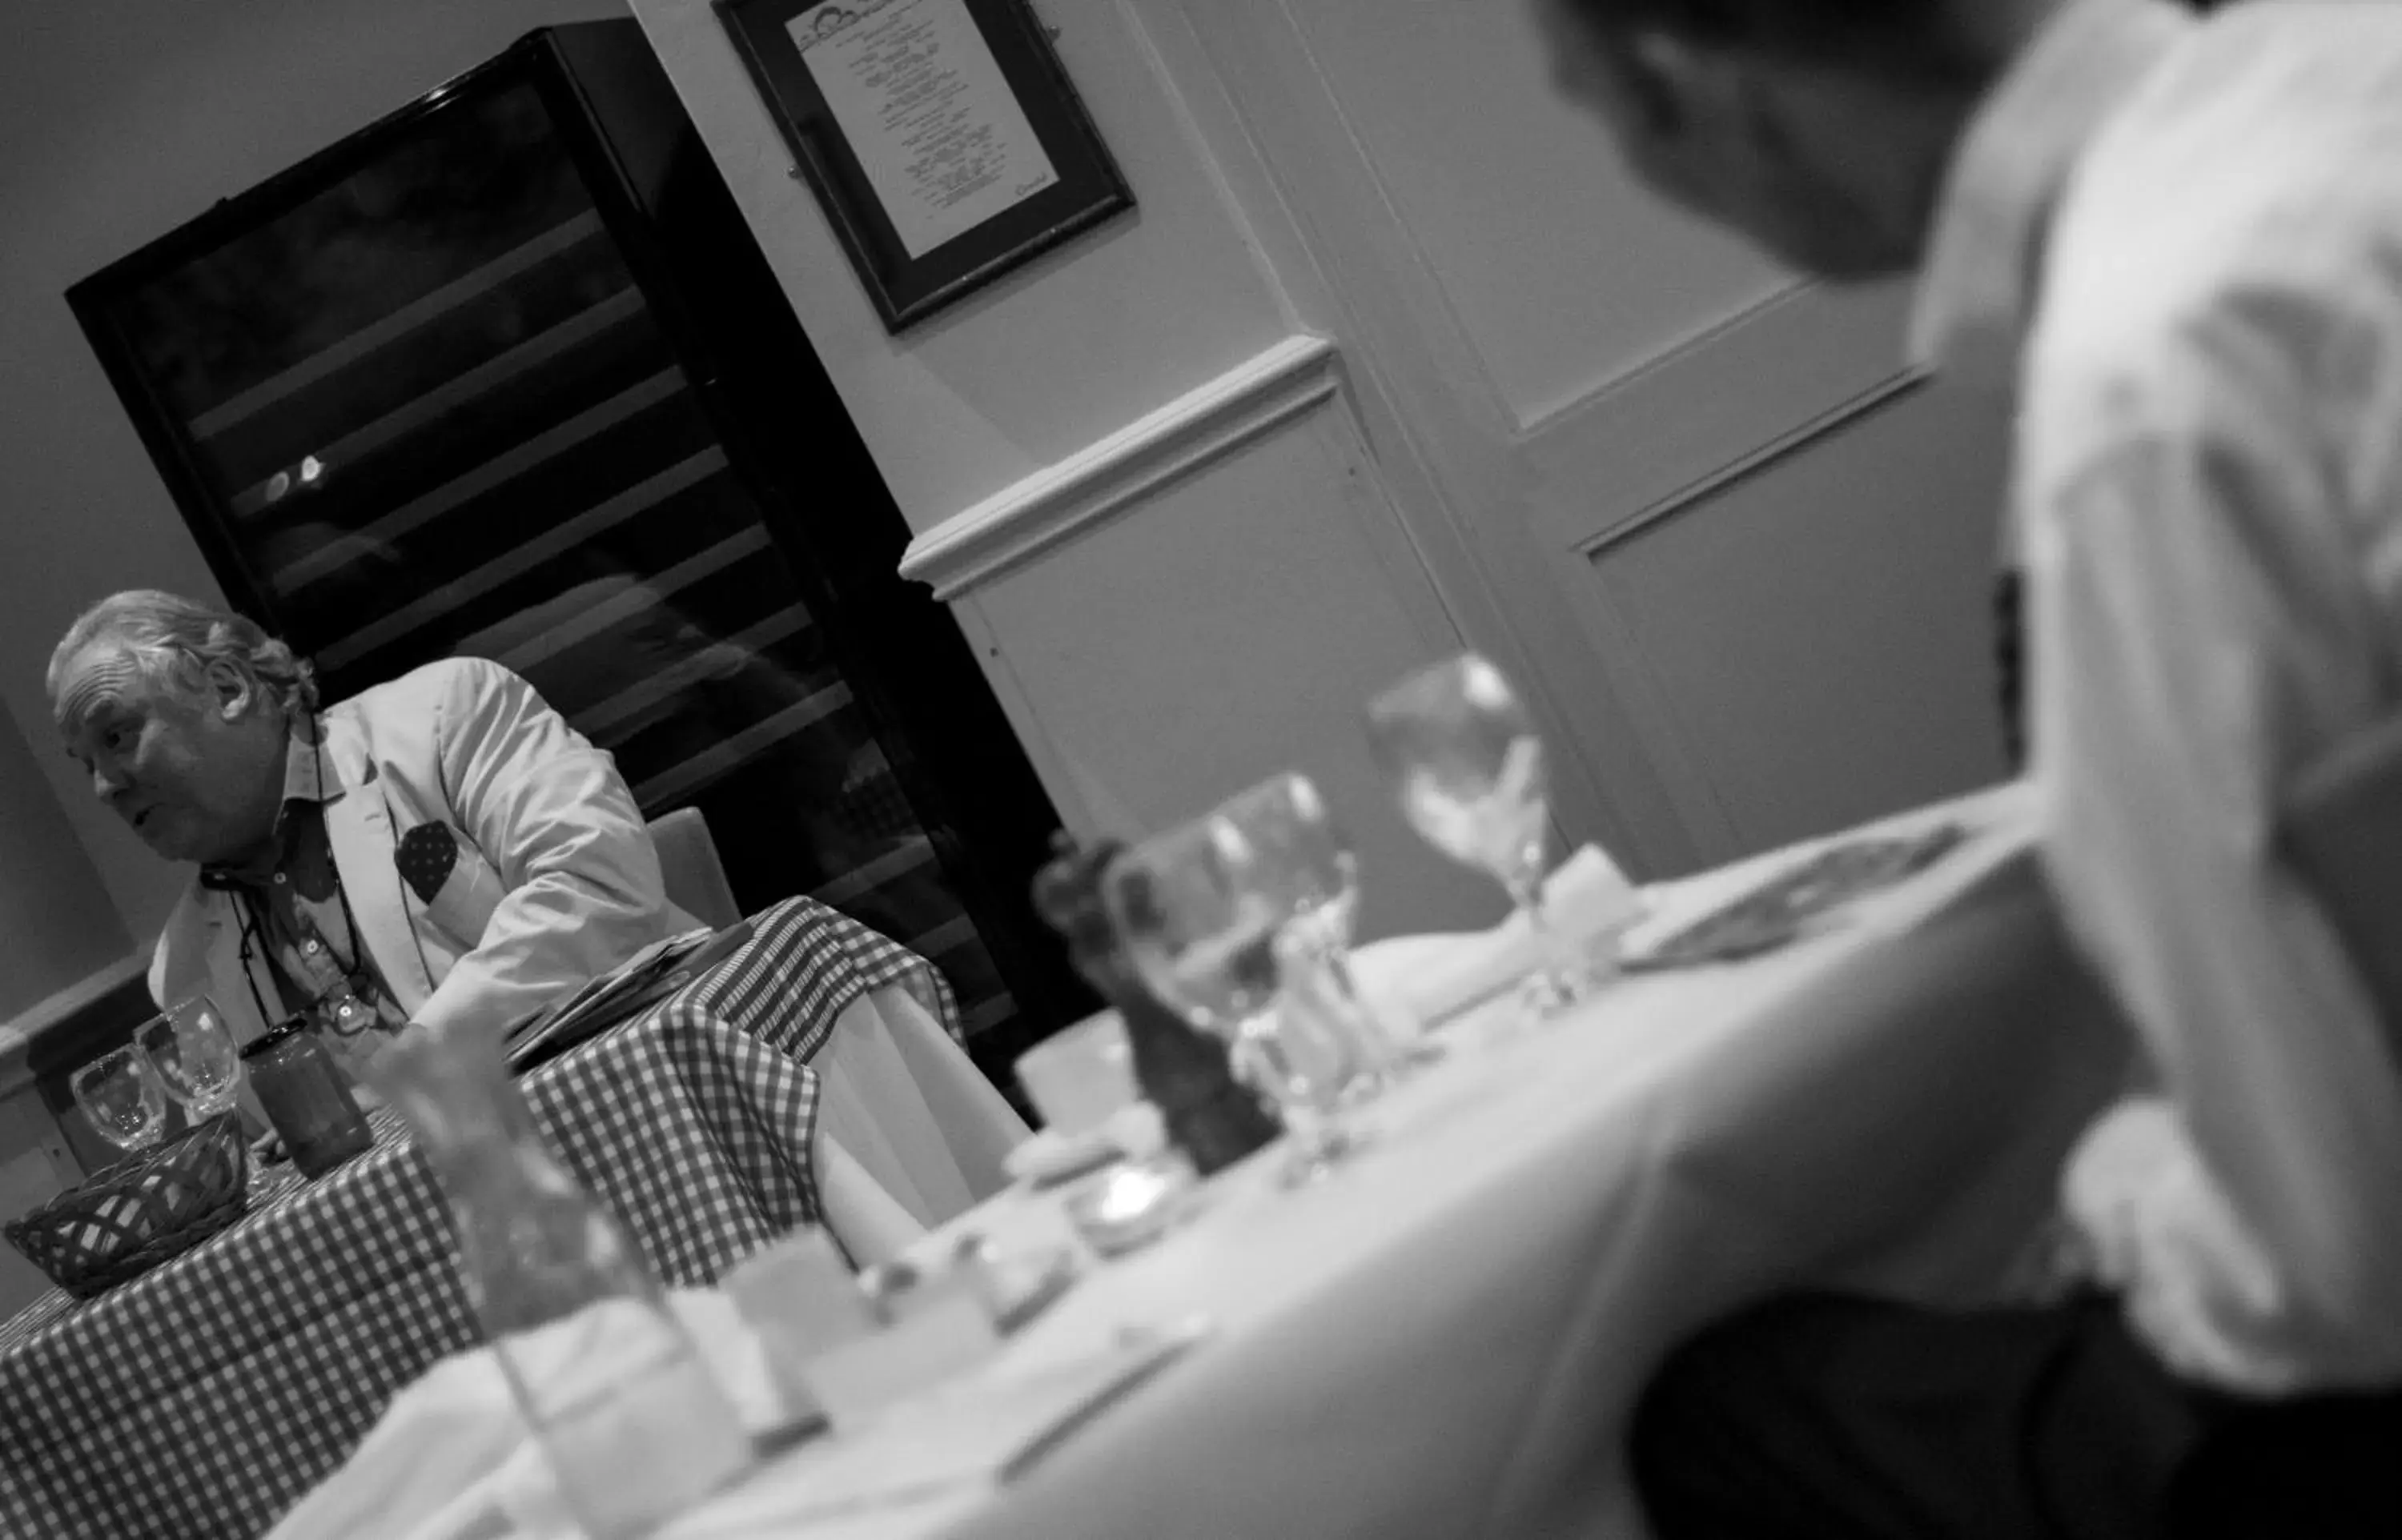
<box><xmin>1161</xmin><ymin>0</ymin><xmax>2013</xmax><ymax>876</ymax></box>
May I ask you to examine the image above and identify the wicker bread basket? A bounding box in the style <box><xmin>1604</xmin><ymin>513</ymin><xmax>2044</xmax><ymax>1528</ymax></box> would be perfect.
<box><xmin>3</xmin><ymin>1114</ymin><xmax>251</xmax><ymax>1299</ymax></box>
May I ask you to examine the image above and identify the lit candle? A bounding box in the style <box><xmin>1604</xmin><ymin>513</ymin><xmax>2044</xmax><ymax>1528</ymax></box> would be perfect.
<box><xmin>1066</xmin><ymin>1157</ymin><xmax>1193</xmax><ymax>1257</ymax></box>
<box><xmin>1095</xmin><ymin>1164</ymin><xmax>1174</xmax><ymax>1225</ymax></box>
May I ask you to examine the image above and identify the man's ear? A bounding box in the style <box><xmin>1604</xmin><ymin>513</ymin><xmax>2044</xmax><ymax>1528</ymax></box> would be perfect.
<box><xmin>204</xmin><ymin>660</ymin><xmax>258</xmax><ymax>721</ymax></box>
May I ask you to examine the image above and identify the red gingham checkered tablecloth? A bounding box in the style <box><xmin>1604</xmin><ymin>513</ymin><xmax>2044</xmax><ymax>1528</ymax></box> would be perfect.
<box><xmin>0</xmin><ymin>896</ymin><xmax>958</xmax><ymax>1540</ymax></box>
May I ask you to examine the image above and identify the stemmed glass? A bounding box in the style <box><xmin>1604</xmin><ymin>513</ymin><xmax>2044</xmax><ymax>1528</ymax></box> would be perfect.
<box><xmin>1101</xmin><ymin>816</ymin><xmax>1368</xmax><ymax>1185</ymax></box>
<box><xmin>1215</xmin><ymin>772</ymin><xmax>1439</xmax><ymax>1084</ymax></box>
<box><xmin>1366</xmin><ymin>652</ymin><xmax>1595</xmax><ymax>1015</ymax></box>
<box><xmin>136</xmin><ymin>995</ymin><xmax>245</xmax><ymax>1123</ymax></box>
<box><xmin>71</xmin><ymin>1045</ymin><xmax>171</xmax><ymax>1157</ymax></box>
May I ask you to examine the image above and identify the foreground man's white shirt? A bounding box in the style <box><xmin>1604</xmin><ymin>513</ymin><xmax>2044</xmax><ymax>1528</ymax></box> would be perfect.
<box><xmin>1913</xmin><ymin>0</ymin><xmax>2402</xmax><ymax>1393</ymax></box>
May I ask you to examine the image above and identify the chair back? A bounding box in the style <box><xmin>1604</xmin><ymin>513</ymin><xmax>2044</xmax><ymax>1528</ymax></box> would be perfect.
<box><xmin>646</xmin><ymin>807</ymin><xmax>743</xmax><ymax>931</ymax></box>
<box><xmin>2276</xmin><ymin>712</ymin><xmax>2402</xmax><ymax>1069</ymax></box>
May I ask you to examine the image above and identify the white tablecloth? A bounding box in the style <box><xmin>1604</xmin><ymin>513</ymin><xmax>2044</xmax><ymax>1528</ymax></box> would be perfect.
<box><xmin>267</xmin><ymin>981</ymin><xmax>1030</xmax><ymax>1540</ymax></box>
<box><xmin>810</xmin><ymin>982</ymin><xmax>1034</xmax><ymax>1269</ymax></box>
<box><xmin>818</xmin><ymin>985</ymin><xmax>1026</xmax><ymax>1231</ymax></box>
<box><xmin>659</xmin><ymin>786</ymin><xmax>2131</xmax><ymax>1538</ymax></box>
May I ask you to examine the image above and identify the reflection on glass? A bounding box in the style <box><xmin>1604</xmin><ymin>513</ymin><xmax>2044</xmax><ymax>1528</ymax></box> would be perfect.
<box><xmin>136</xmin><ymin>996</ymin><xmax>245</xmax><ymax>1121</ymax></box>
<box><xmin>1103</xmin><ymin>819</ymin><xmax>1367</xmax><ymax>1185</ymax></box>
<box><xmin>73</xmin><ymin>1047</ymin><xmax>171</xmax><ymax>1156</ymax></box>
<box><xmin>1367</xmin><ymin>653</ymin><xmax>1593</xmax><ymax>1016</ymax></box>
<box><xmin>1215</xmin><ymin>772</ymin><xmax>1435</xmax><ymax>1088</ymax></box>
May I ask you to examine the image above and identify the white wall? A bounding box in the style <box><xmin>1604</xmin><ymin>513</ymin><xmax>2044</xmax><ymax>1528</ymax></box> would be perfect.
<box><xmin>631</xmin><ymin>0</ymin><xmax>1508</xmax><ymax>942</ymax></box>
<box><xmin>0</xmin><ymin>0</ymin><xmax>624</xmax><ymax>997</ymax></box>
<box><xmin>1167</xmin><ymin>2</ymin><xmax>2007</xmax><ymax>876</ymax></box>
<box><xmin>633</xmin><ymin>0</ymin><xmax>2006</xmax><ymax>933</ymax></box>
<box><xmin>629</xmin><ymin>4</ymin><xmax>1295</xmax><ymax>535</ymax></box>
<box><xmin>0</xmin><ymin>714</ymin><xmax>123</xmax><ymax>1022</ymax></box>
<box><xmin>1270</xmin><ymin>0</ymin><xmax>1792</xmax><ymax>430</ymax></box>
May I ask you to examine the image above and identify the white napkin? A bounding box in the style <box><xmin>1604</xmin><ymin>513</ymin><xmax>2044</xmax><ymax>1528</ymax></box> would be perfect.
<box><xmin>266</xmin><ymin>1290</ymin><xmax>784</xmax><ymax>1540</ymax></box>
<box><xmin>1350</xmin><ymin>844</ymin><xmax>1645</xmax><ymax>1029</ymax></box>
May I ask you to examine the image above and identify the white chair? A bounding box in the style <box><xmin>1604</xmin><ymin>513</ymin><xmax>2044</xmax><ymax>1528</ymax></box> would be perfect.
<box><xmin>813</xmin><ymin>981</ymin><xmax>1027</xmax><ymax>1232</ymax></box>
<box><xmin>645</xmin><ymin>807</ymin><xmax>743</xmax><ymax>932</ymax></box>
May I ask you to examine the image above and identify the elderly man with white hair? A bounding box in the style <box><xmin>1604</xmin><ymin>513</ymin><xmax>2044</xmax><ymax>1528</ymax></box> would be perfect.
<box><xmin>47</xmin><ymin>590</ymin><xmax>686</xmax><ymax>1081</ymax></box>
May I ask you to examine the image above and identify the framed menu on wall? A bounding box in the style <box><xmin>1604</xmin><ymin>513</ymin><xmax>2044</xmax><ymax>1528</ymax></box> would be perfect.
<box><xmin>717</xmin><ymin>0</ymin><xmax>1135</xmax><ymax>331</ymax></box>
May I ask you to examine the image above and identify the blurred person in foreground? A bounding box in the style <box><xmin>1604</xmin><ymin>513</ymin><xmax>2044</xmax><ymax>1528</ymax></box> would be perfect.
<box><xmin>46</xmin><ymin>591</ymin><xmax>686</xmax><ymax>1089</ymax></box>
<box><xmin>1533</xmin><ymin>0</ymin><xmax>2402</xmax><ymax>1533</ymax></box>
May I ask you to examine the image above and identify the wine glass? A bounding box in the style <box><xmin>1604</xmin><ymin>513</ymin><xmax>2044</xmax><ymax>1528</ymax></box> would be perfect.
<box><xmin>136</xmin><ymin>995</ymin><xmax>245</xmax><ymax>1122</ymax></box>
<box><xmin>1215</xmin><ymin>772</ymin><xmax>1437</xmax><ymax>1081</ymax></box>
<box><xmin>1365</xmin><ymin>652</ymin><xmax>1595</xmax><ymax>1014</ymax></box>
<box><xmin>1101</xmin><ymin>817</ymin><xmax>1367</xmax><ymax>1185</ymax></box>
<box><xmin>72</xmin><ymin>1045</ymin><xmax>171</xmax><ymax>1156</ymax></box>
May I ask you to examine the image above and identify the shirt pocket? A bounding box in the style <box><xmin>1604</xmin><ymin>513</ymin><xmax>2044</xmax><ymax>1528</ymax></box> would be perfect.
<box><xmin>396</xmin><ymin>820</ymin><xmax>508</xmax><ymax>948</ymax></box>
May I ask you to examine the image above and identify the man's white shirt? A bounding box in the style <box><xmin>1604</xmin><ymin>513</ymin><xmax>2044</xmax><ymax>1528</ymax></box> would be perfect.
<box><xmin>1914</xmin><ymin>0</ymin><xmax>2402</xmax><ymax>1392</ymax></box>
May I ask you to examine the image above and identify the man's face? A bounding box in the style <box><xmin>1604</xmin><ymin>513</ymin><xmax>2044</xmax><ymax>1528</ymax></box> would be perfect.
<box><xmin>1535</xmin><ymin>0</ymin><xmax>1937</xmax><ymax>279</ymax></box>
<box><xmin>54</xmin><ymin>647</ymin><xmax>285</xmax><ymax>866</ymax></box>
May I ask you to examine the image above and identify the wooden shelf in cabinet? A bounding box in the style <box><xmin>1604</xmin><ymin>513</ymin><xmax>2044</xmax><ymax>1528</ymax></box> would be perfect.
<box><xmin>568</xmin><ymin>601</ymin><xmax>814</xmax><ymax>746</ymax></box>
<box><xmin>269</xmin><ymin>367</ymin><xmax>689</xmax><ymax>596</ymax></box>
<box><xmin>807</xmin><ymin>835</ymin><xmax>940</xmax><ymax>912</ymax></box>
<box><xmin>633</xmin><ymin>680</ymin><xmax>854</xmax><ymax>807</ymax></box>
<box><xmin>189</xmin><ymin>212</ymin><xmax>611</xmax><ymax>445</ymax></box>
<box><xmin>231</xmin><ymin>284</ymin><xmax>653</xmax><ymax>523</ymax></box>
<box><xmin>466</xmin><ymin>528</ymin><xmax>785</xmax><ymax>677</ymax></box>
<box><xmin>313</xmin><ymin>446</ymin><xmax>729</xmax><ymax>672</ymax></box>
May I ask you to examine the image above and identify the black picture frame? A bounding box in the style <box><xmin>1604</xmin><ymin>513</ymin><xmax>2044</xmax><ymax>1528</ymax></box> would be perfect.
<box><xmin>716</xmin><ymin>0</ymin><xmax>1135</xmax><ymax>331</ymax></box>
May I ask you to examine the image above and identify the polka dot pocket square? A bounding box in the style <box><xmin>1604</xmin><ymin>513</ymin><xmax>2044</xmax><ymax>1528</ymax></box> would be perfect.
<box><xmin>396</xmin><ymin>822</ymin><xmax>508</xmax><ymax>945</ymax></box>
<box><xmin>396</xmin><ymin>822</ymin><xmax>460</xmax><ymax>906</ymax></box>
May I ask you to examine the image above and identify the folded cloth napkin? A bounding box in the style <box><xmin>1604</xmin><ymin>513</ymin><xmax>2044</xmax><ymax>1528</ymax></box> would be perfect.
<box><xmin>266</xmin><ymin>1289</ymin><xmax>785</xmax><ymax>1540</ymax></box>
<box><xmin>1350</xmin><ymin>844</ymin><xmax>1645</xmax><ymax>1029</ymax></box>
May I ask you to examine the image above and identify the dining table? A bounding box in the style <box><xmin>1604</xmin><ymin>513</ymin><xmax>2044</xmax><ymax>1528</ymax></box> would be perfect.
<box><xmin>599</xmin><ymin>782</ymin><xmax>2135</xmax><ymax>1540</ymax></box>
<box><xmin>0</xmin><ymin>894</ymin><xmax>998</xmax><ymax>1540</ymax></box>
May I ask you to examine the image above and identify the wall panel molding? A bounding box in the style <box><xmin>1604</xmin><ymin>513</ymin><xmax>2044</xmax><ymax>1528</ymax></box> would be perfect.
<box><xmin>898</xmin><ymin>334</ymin><xmax>1340</xmax><ymax>600</ymax></box>
<box><xmin>1524</xmin><ymin>280</ymin><xmax>1922</xmax><ymax>555</ymax></box>
<box><xmin>1577</xmin><ymin>371</ymin><xmax>1927</xmax><ymax>561</ymax></box>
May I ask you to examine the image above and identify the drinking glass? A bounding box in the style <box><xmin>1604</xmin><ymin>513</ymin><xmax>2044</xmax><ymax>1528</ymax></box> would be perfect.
<box><xmin>1216</xmin><ymin>773</ymin><xmax>1360</xmax><ymax>948</ymax></box>
<box><xmin>72</xmin><ymin>1045</ymin><xmax>170</xmax><ymax>1155</ymax></box>
<box><xmin>136</xmin><ymin>995</ymin><xmax>244</xmax><ymax>1121</ymax></box>
<box><xmin>1215</xmin><ymin>772</ymin><xmax>1438</xmax><ymax>1082</ymax></box>
<box><xmin>1365</xmin><ymin>652</ymin><xmax>1594</xmax><ymax>1014</ymax></box>
<box><xmin>1101</xmin><ymin>817</ymin><xmax>1367</xmax><ymax>1185</ymax></box>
